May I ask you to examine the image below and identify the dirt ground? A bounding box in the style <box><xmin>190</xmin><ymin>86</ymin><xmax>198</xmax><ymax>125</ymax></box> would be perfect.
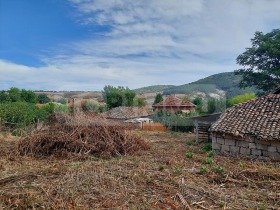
<box><xmin>0</xmin><ymin>131</ymin><xmax>279</xmax><ymax>209</ymax></box>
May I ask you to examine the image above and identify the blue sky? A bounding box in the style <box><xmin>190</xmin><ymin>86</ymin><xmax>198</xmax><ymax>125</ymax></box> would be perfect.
<box><xmin>0</xmin><ymin>0</ymin><xmax>280</xmax><ymax>91</ymax></box>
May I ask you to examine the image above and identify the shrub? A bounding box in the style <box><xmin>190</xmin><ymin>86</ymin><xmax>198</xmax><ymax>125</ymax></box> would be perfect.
<box><xmin>38</xmin><ymin>94</ymin><xmax>50</xmax><ymax>104</ymax></box>
<box><xmin>53</xmin><ymin>103</ymin><xmax>70</xmax><ymax>113</ymax></box>
<box><xmin>56</xmin><ymin>98</ymin><xmax>68</xmax><ymax>104</ymax></box>
<box><xmin>83</xmin><ymin>102</ymin><xmax>99</xmax><ymax>112</ymax></box>
<box><xmin>0</xmin><ymin>102</ymin><xmax>39</xmax><ymax>129</ymax></box>
<box><xmin>200</xmin><ymin>143</ymin><xmax>212</xmax><ymax>152</ymax></box>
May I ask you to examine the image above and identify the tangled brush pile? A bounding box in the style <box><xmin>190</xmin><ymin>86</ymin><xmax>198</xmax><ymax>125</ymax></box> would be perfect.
<box><xmin>18</xmin><ymin>113</ymin><xmax>149</xmax><ymax>158</ymax></box>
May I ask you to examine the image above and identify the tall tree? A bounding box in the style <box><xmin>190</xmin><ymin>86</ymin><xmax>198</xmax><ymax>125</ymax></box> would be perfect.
<box><xmin>235</xmin><ymin>29</ymin><xmax>280</xmax><ymax>93</ymax></box>
<box><xmin>102</xmin><ymin>86</ymin><xmax>136</xmax><ymax>109</ymax></box>
<box><xmin>0</xmin><ymin>91</ymin><xmax>10</xmax><ymax>102</ymax></box>
<box><xmin>8</xmin><ymin>87</ymin><xmax>21</xmax><ymax>102</ymax></box>
<box><xmin>38</xmin><ymin>94</ymin><xmax>50</xmax><ymax>104</ymax></box>
<box><xmin>153</xmin><ymin>93</ymin><xmax>163</xmax><ymax>105</ymax></box>
<box><xmin>20</xmin><ymin>89</ymin><xmax>38</xmax><ymax>103</ymax></box>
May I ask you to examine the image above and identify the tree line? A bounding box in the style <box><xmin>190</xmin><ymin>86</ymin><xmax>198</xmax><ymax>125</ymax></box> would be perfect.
<box><xmin>0</xmin><ymin>87</ymin><xmax>50</xmax><ymax>104</ymax></box>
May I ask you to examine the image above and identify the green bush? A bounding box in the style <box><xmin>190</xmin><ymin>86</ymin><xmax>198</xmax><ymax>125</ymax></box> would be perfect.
<box><xmin>0</xmin><ymin>102</ymin><xmax>39</xmax><ymax>129</ymax></box>
<box><xmin>200</xmin><ymin>143</ymin><xmax>212</xmax><ymax>152</ymax></box>
<box><xmin>83</xmin><ymin>102</ymin><xmax>99</xmax><ymax>112</ymax></box>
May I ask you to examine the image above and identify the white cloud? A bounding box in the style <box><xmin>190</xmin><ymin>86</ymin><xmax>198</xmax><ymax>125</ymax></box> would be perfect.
<box><xmin>1</xmin><ymin>0</ymin><xmax>280</xmax><ymax>90</ymax></box>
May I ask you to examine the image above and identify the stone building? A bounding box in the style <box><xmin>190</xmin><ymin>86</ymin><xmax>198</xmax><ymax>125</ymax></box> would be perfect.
<box><xmin>210</xmin><ymin>89</ymin><xmax>280</xmax><ymax>160</ymax></box>
<box><xmin>152</xmin><ymin>96</ymin><xmax>196</xmax><ymax>113</ymax></box>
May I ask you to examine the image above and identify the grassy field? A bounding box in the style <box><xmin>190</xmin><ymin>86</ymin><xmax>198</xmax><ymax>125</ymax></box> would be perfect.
<box><xmin>0</xmin><ymin>131</ymin><xmax>279</xmax><ymax>209</ymax></box>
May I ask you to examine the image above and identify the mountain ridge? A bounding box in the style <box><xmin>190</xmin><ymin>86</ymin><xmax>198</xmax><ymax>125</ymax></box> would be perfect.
<box><xmin>134</xmin><ymin>72</ymin><xmax>258</xmax><ymax>98</ymax></box>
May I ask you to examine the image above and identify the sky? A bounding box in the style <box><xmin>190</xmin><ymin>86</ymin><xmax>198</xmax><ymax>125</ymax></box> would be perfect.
<box><xmin>0</xmin><ymin>0</ymin><xmax>280</xmax><ymax>91</ymax></box>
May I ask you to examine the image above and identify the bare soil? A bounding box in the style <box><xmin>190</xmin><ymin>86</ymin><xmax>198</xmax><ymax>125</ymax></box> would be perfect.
<box><xmin>0</xmin><ymin>131</ymin><xmax>279</xmax><ymax>209</ymax></box>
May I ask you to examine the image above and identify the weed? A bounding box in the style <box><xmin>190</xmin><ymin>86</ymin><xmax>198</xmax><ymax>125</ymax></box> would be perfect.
<box><xmin>186</xmin><ymin>151</ymin><xmax>194</xmax><ymax>158</ymax></box>
<box><xmin>174</xmin><ymin>166</ymin><xmax>183</xmax><ymax>174</ymax></box>
<box><xmin>200</xmin><ymin>166</ymin><xmax>208</xmax><ymax>174</ymax></box>
<box><xmin>239</xmin><ymin>162</ymin><xmax>246</xmax><ymax>168</ymax></box>
<box><xmin>91</xmin><ymin>156</ymin><xmax>99</xmax><ymax>161</ymax></box>
<box><xmin>259</xmin><ymin>204</ymin><xmax>267</xmax><ymax>210</ymax></box>
<box><xmin>218</xmin><ymin>201</ymin><xmax>225</xmax><ymax>207</ymax></box>
<box><xmin>205</xmin><ymin>157</ymin><xmax>214</xmax><ymax>164</ymax></box>
<box><xmin>146</xmin><ymin>179</ymin><xmax>153</xmax><ymax>185</ymax></box>
<box><xmin>186</xmin><ymin>139</ymin><xmax>195</xmax><ymax>145</ymax></box>
<box><xmin>213</xmin><ymin>165</ymin><xmax>225</xmax><ymax>173</ymax></box>
<box><xmin>200</xmin><ymin>143</ymin><xmax>212</xmax><ymax>152</ymax></box>
<box><xmin>158</xmin><ymin>164</ymin><xmax>165</xmax><ymax>171</ymax></box>
<box><xmin>206</xmin><ymin>150</ymin><xmax>215</xmax><ymax>157</ymax></box>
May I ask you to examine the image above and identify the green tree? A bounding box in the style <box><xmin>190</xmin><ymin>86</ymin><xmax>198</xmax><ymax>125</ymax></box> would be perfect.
<box><xmin>0</xmin><ymin>91</ymin><xmax>10</xmax><ymax>102</ymax></box>
<box><xmin>8</xmin><ymin>87</ymin><xmax>21</xmax><ymax>102</ymax></box>
<box><xmin>207</xmin><ymin>98</ymin><xmax>216</xmax><ymax>114</ymax></box>
<box><xmin>207</xmin><ymin>98</ymin><xmax>226</xmax><ymax>114</ymax></box>
<box><xmin>235</xmin><ymin>29</ymin><xmax>280</xmax><ymax>93</ymax></box>
<box><xmin>38</xmin><ymin>94</ymin><xmax>50</xmax><ymax>104</ymax></box>
<box><xmin>193</xmin><ymin>97</ymin><xmax>203</xmax><ymax>113</ymax></box>
<box><xmin>133</xmin><ymin>97</ymin><xmax>146</xmax><ymax>107</ymax></box>
<box><xmin>20</xmin><ymin>89</ymin><xmax>38</xmax><ymax>103</ymax></box>
<box><xmin>102</xmin><ymin>86</ymin><xmax>136</xmax><ymax>109</ymax></box>
<box><xmin>227</xmin><ymin>93</ymin><xmax>256</xmax><ymax>107</ymax></box>
<box><xmin>153</xmin><ymin>93</ymin><xmax>163</xmax><ymax>105</ymax></box>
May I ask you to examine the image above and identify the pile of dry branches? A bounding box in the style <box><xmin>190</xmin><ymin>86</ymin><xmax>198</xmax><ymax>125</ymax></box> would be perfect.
<box><xmin>17</xmin><ymin>112</ymin><xmax>149</xmax><ymax>158</ymax></box>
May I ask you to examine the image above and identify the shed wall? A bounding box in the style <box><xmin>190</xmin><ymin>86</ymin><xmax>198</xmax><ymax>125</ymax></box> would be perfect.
<box><xmin>212</xmin><ymin>133</ymin><xmax>280</xmax><ymax>160</ymax></box>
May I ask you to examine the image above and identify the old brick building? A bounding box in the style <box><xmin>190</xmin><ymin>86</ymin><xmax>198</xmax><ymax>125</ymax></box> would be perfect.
<box><xmin>210</xmin><ymin>89</ymin><xmax>280</xmax><ymax>160</ymax></box>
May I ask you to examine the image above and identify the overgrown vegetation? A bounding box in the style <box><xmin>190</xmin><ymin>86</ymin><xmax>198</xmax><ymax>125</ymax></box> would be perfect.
<box><xmin>0</xmin><ymin>87</ymin><xmax>39</xmax><ymax>103</ymax></box>
<box><xmin>150</xmin><ymin>110</ymin><xmax>195</xmax><ymax>132</ymax></box>
<box><xmin>227</xmin><ymin>93</ymin><xmax>256</xmax><ymax>107</ymax></box>
<box><xmin>0</xmin><ymin>102</ymin><xmax>69</xmax><ymax>135</ymax></box>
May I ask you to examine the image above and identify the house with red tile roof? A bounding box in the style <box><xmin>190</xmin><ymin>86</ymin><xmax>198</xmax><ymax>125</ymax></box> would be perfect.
<box><xmin>152</xmin><ymin>96</ymin><xmax>196</xmax><ymax>113</ymax></box>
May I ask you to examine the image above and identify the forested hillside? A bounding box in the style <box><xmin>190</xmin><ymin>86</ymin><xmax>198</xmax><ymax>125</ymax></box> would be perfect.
<box><xmin>163</xmin><ymin>72</ymin><xmax>258</xmax><ymax>98</ymax></box>
<box><xmin>134</xmin><ymin>85</ymin><xmax>175</xmax><ymax>94</ymax></box>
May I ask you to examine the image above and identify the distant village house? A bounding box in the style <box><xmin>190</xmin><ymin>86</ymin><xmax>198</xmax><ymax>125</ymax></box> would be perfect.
<box><xmin>152</xmin><ymin>96</ymin><xmax>196</xmax><ymax>113</ymax></box>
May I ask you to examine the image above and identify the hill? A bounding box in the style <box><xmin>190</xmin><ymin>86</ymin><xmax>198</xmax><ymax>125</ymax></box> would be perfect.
<box><xmin>163</xmin><ymin>72</ymin><xmax>258</xmax><ymax>98</ymax></box>
<box><xmin>134</xmin><ymin>85</ymin><xmax>175</xmax><ymax>94</ymax></box>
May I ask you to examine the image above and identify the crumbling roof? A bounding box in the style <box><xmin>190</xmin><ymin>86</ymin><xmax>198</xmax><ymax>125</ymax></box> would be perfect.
<box><xmin>103</xmin><ymin>106</ymin><xmax>153</xmax><ymax>120</ymax></box>
<box><xmin>211</xmin><ymin>93</ymin><xmax>280</xmax><ymax>141</ymax></box>
<box><xmin>152</xmin><ymin>96</ymin><xmax>195</xmax><ymax>107</ymax></box>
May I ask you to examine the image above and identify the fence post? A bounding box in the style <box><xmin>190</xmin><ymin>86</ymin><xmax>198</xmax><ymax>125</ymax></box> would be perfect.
<box><xmin>195</xmin><ymin>119</ymin><xmax>199</xmax><ymax>144</ymax></box>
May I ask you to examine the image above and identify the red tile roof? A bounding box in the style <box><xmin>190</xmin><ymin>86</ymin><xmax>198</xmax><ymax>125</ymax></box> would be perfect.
<box><xmin>103</xmin><ymin>106</ymin><xmax>153</xmax><ymax>120</ymax></box>
<box><xmin>211</xmin><ymin>93</ymin><xmax>280</xmax><ymax>141</ymax></box>
<box><xmin>152</xmin><ymin>96</ymin><xmax>195</xmax><ymax>107</ymax></box>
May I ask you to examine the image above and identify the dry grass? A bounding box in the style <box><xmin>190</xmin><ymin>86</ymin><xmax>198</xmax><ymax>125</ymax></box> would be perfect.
<box><xmin>142</xmin><ymin>123</ymin><xmax>167</xmax><ymax>132</ymax></box>
<box><xmin>0</xmin><ymin>131</ymin><xmax>279</xmax><ymax>209</ymax></box>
